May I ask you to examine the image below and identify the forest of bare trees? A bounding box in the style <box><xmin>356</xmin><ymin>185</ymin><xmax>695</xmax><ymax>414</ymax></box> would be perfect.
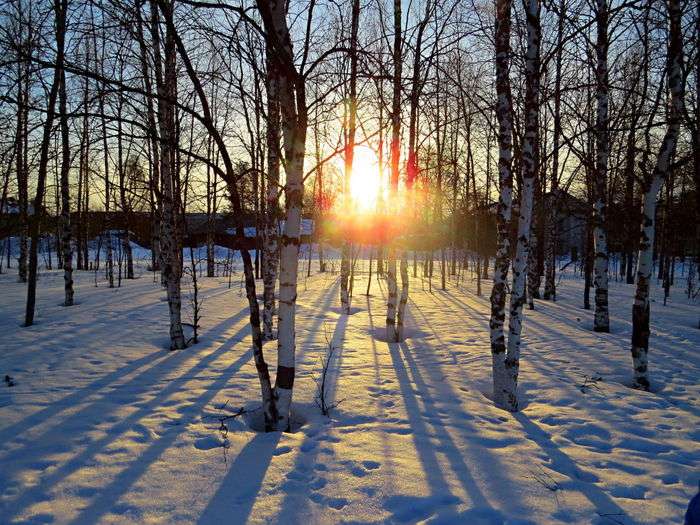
<box><xmin>0</xmin><ymin>0</ymin><xmax>697</xmax><ymax>428</ymax></box>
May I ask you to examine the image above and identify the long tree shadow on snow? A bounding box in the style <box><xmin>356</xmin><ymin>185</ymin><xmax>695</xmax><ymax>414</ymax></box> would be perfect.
<box><xmin>272</xmin><ymin>310</ymin><xmax>349</xmax><ymax>520</ymax></box>
<box><xmin>1</xmin><ymin>315</ymin><xmax>254</xmax><ymax>523</ymax></box>
<box><xmin>194</xmin><ymin>278</ymin><xmax>342</xmax><ymax>523</ymax></box>
<box><xmin>384</xmin><ymin>343</ymin><xmax>501</xmax><ymax>520</ymax></box>
<box><xmin>513</xmin><ymin>412</ymin><xmax>631</xmax><ymax>523</ymax></box>
<box><xmin>415</xmin><ymin>280</ymin><xmax>634</xmax><ymax>522</ymax></box>
<box><xmin>0</xmin><ymin>300</ymin><xmax>251</xmax><ymax>447</ymax></box>
<box><xmin>365</xmin><ymin>279</ymin><xmax>512</xmax><ymax>523</ymax></box>
<box><xmin>65</xmin><ymin>343</ymin><xmax>257</xmax><ymax>525</ymax></box>
<box><xmin>196</xmin><ymin>431</ymin><xmax>282</xmax><ymax>524</ymax></box>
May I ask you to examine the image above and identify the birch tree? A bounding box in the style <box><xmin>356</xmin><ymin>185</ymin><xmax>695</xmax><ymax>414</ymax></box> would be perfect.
<box><xmin>592</xmin><ymin>0</ymin><xmax>610</xmax><ymax>332</ymax></box>
<box><xmin>152</xmin><ymin>0</ymin><xmax>186</xmax><ymax>349</ymax></box>
<box><xmin>630</xmin><ymin>0</ymin><xmax>685</xmax><ymax>390</ymax></box>
<box><xmin>24</xmin><ymin>0</ymin><xmax>65</xmax><ymax>327</ymax></box>
<box><xmin>155</xmin><ymin>0</ymin><xmax>276</xmax><ymax>427</ymax></box>
<box><xmin>262</xmin><ymin>47</ymin><xmax>280</xmax><ymax>340</ymax></box>
<box><xmin>256</xmin><ymin>0</ymin><xmax>308</xmax><ymax>431</ymax></box>
<box><xmin>58</xmin><ymin>7</ymin><xmax>73</xmax><ymax>307</ymax></box>
<box><xmin>490</xmin><ymin>0</ymin><xmax>515</xmax><ymax>408</ymax></box>
<box><xmin>544</xmin><ymin>0</ymin><xmax>565</xmax><ymax>301</ymax></box>
<box><xmin>493</xmin><ymin>0</ymin><xmax>540</xmax><ymax>411</ymax></box>
<box><xmin>340</xmin><ymin>0</ymin><xmax>361</xmax><ymax>315</ymax></box>
<box><xmin>385</xmin><ymin>0</ymin><xmax>402</xmax><ymax>343</ymax></box>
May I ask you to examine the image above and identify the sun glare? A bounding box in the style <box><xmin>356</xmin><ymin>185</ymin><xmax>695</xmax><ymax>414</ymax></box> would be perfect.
<box><xmin>348</xmin><ymin>146</ymin><xmax>381</xmax><ymax>212</ymax></box>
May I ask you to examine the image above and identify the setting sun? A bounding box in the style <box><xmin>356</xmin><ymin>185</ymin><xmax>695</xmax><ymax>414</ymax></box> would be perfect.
<box><xmin>347</xmin><ymin>145</ymin><xmax>381</xmax><ymax>212</ymax></box>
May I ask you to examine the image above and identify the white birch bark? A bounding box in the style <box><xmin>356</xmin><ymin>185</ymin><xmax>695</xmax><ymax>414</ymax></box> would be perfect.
<box><xmin>257</xmin><ymin>0</ymin><xmax>307</xmax><ymax>430</ymax></box>
<box><xmin>397</xmin><ymin>255</ymin><xmax>409</xmax><ymax>341</ymax></box>
<box><xmin>263</xmin><ymin>49</ymin><xmax>280</xmax><ymax>341</ymax></box>
<box><xmin>631</xmin><ymin>0</ymin><xmax>685</xmax><ymax>390</ymax></box>
<box><xmin>340</xmin><ymin>0</ymin><xmax>360</xmax><ymax>315</ymax></box>
<box><xmin>153</xmin><ymin>0</ymin><xmax>185</xmax><ymax>350</ymax></box>
<box><xmin>386</xmin><ymin>251</ymin><xmax>398</xmax><ymax>341</ymax></box>
<box><xmin>490</xmin><ymin>0</ymin><xmax>514</xmax><ymax>408</ymax></box>
<box><xmin>385</xmin><ymin>0</ymin><xmax>402</xmax><ymax>343</ymax></box>
<box><xmin>592</xmin><ymin>0</ymin><xmax>610</xmax><ymax>332</ymax></box>
<box><xmin>500</xmin><ymin>0</ymin><xmax>540</xmax><ymax>412</ymax></box>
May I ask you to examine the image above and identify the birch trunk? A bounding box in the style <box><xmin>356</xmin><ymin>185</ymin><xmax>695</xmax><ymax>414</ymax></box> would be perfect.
<box><xmin>527</xmin><ymin>229</ymin><xmax>538</xmax><ymax>310</ymax></box>
<box><xmin>160</xmin><ymin>0</ymin><xmax>277</xmax><ymax>426</ymax></box>
<box><xmin>262</xmin><ymin>48</ymin><xmax>281</xmax><ymax>341</ymax></box>
<box><xmin>396</xmin><ymin>0</ymin><xmax>431</xmax><ymax>340</ymax></box>
<box><xmin>592</xmin><ymin>0</ymin><xmax>610</xmax><ymax>332</ymax></box>
<box><xmin>631</xmin><ymin>0</ymin><xmax>685</xmax><ymax>390</ymax></box>
<box><xmin>386</xmin><ymin>251</ymin><xmax>398</xmax><ymax>341</ymax></box>
<box><xmin>257</xmin><ymin>0</ymin><xmax>307</xmax><ymax>431</ymax></box>
<box><xmin>135</xmin><ymin>3</ymin><xmax>162</xmax><ymax>275</ymax></box>
<box><xmin>385</xmin><ymin>0</ymin><xmax>402</xmax><ymax>343</ymax></box>
<box><xmin>153</xmin><ymin>0</ymin><xmax>185</xmax><ymax>349</ymax></box>
<box><xmin>16</xmin><ymin>47</ymin><xmax>29</xmax><ymax>283</ymax></box>
<box><xmin>490</xmin><ymin>0</ymin><xmax>515</xmax><ymax>408</ymax></box>
<box><xmin>25</xmin><ymin>0</ymin><xmax>64</xmax><ymax>326</ymax></box>
<box><xmin>499</xmin><ymin>0</ymin><xmax>539</xmax><ymax>412</ymax></box>
<box><xmin>544</xmin><ymin>0</ymin><xmax>564</xmax><ymax>300</ymax></box>
<box><xmin>273</xmin><ymin>55</ymin><xmax>304</xmax><ymax>433</ymax></box>
<box><xmin>157</xmin><ymin>0</ymin><xmax>279</xmax><ymax>428</ymax></box>
<box><xmin>340</xmin><ymin>0</ymin><xmax>360</xmax><ymax>315</ymax></box>
<box><xmin>58</xmin><ymin>36</ymin><xmax>73</xmax><ymax>306</ymax></box>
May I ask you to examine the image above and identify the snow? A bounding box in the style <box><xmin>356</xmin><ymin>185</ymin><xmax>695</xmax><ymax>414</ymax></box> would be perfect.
<box><xmin>0</xmin><ymin>257</ymin><xmax>698</xmax><ymax>524</ymax></box>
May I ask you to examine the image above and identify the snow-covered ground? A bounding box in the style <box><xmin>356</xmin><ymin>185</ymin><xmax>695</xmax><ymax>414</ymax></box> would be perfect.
<box><xmin>0</xmin><ymin>258</ymin><xmax>698</xmax><ymax>524</ymax></box>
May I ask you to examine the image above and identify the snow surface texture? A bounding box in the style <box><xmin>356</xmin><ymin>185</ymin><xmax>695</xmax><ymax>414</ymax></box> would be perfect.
<box><xmin>0</xmin><ymin>256</ymin><xmax>698</xmax><ymax>524</ymax></box>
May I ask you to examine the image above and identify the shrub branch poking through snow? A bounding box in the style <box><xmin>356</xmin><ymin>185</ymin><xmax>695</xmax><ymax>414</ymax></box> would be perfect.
<box><xmin>183</xmin><ymin>246</ymin><xmax>204</xmax><ymax>345</ymax></box>
<box><xmin>315</xmin><ymin>327</ymin><xmax>344</xmax><ymax>416</ymax></box>
<box><xmin>527</xmin><ymin>465</ymin><xmax>561</xmax><ymax>506</ymax></box>
<box><xmin>578</xmin><ymin>374</ymin><xmax>603</xmax><ymax>394</ymax></box>
<box><xmin>214</xmin><ymin>402</ymin><xmax>252</xmax><ymax>463</ymax></box>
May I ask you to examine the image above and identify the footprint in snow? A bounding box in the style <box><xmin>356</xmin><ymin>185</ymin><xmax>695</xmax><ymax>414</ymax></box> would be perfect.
<box><xmin>310</xmin><ymin>492</ymin><xmax>348</xmax><ymax>510</ymax></box>
<box><xmin>660</xmin><ymin>473</ymin><xmax>679</xmax><ymax>485</ymax></box>
<box><xmin>309</xmin><ymin>476</ymin><xmax>327</xmax><ymax>490</ymax></box>
<box><xmin>609</xmin><ymin>484</ymin><xmax>646</xmax><ymax>500</ymax></box>
<box><xmin>384</xmin><ymin>494</ymin><xmax>461</xmax><ymax>523</ymax></box>
<box><xmin>348</xmin><ymin>460</ymin><xmax>381</xmax><ymax>477</ymax></box>
<box><xmin>350</xmin><ymin>465</ymin><xmax>368</xmax><ymax>477</ymax></box>
<box><xmin>193</xmin><ymin>436</ymin><xmax>222</xmax><ymax>450</ymax></box>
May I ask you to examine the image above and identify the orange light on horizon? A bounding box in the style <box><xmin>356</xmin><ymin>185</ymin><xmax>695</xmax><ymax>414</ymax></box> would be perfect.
<box><xmin>339</xmin><ymin>145</ymin><xmax>382</xmax><ymax>213</ymax></box>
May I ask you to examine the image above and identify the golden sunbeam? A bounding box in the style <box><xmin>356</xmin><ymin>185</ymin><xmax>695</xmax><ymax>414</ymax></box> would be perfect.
<box><xmin>345</xmin><ymin>145</ymin><xmax>381</xmax><ymax>213</ymax></box>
